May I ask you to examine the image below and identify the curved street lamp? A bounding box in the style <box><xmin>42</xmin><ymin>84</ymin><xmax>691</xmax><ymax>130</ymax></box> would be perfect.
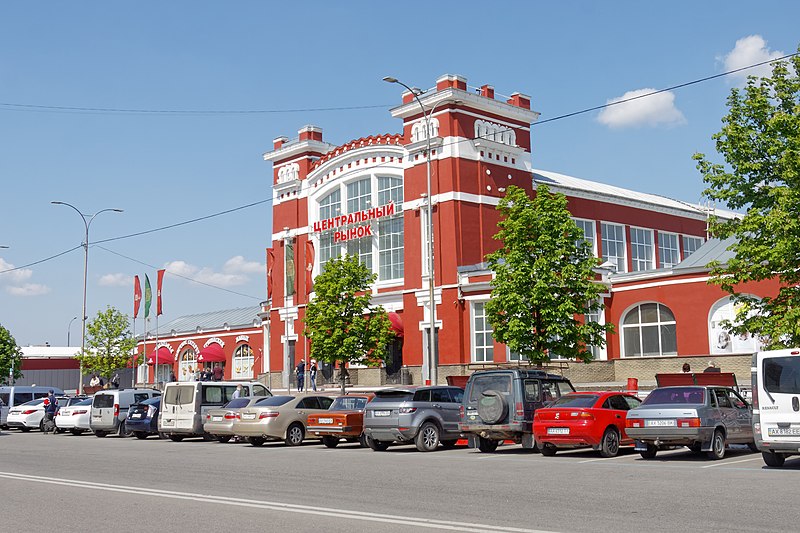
<box><xmin>382</xmin><ymin>76</ymin><xmax>454</xmax><ymax>385</ymax></box>
<box><xmin>67</xmin><ymin>315</ymin><xmax>78</xmax><ymax>346</ymax></box>
<box><xmin>52</xmin><ymin>201</ymin><xmax>123</xmax><ymax>393</ymax></box>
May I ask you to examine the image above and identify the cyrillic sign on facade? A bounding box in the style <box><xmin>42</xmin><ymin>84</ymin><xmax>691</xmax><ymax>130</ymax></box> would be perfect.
<box><xmin>310</xmin><ymin>203</ymin><xmax>396</xmax><ymax>243</ymax></box>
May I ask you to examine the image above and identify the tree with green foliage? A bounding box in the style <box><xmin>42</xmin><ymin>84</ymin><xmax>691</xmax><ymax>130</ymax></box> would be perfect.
<box><xmin>0</xmin><ymin>324</ymin><xmax>24</xmax><ymax>385</ymax></box>
<box><xmin>485</xmin><ymin>184</ymin><xmax>612</xmax><ymax>363</ymax></box>
<box><xmin>304</xmin><ymin>254</ymin><xmax>394</xmax><ymax>394</ymax></box>
<box><xmin>694</xmin><ymin>50</ymin><xmax>800</xmax><ymax>349</ymax></box>
<box><xmin>75</xmin><ymin>306</ymin><xmax>137</xmax><ymax>379</ymax></box>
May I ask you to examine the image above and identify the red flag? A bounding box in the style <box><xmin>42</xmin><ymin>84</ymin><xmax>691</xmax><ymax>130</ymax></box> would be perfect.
<box><xmin>305</xmin><ymin>240</ymin><xmax>315</xmax><ymax>294</ymax></box>
<box><xmin>157</xmin><ymin>269</ymin><xmax>165</xmax><ymax>316</ymax></box>
<box><xmin>133</xmin><ymin>276</ymin><xmax>142</xmax><ymax>319</ymax></box>
<box><xmin>266</xmin><ymin>248</ymin><xmax>275</xmax><ymax>300</ymax></box>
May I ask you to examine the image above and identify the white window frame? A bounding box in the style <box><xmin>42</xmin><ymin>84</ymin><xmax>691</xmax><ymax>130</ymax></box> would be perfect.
<box><xmin>621</xmin><ymin>302</ymin><xmax>678</xmax><ymax>358</ymax></box>
<box><xmin>573</xmin><ymin>218</ymin><xmax>597</xmax><ymax>256</ymax></box>
<box><xmin>682</xmin><ymin>235</ymin><xmax>704</xmax><ymax>260</ymax></box>
<box><xmin>658</xmin><ymin>232</ymin><xmax>680</xmax><ymax>269</ymax></box>
<box><xmin>600</xmin><ymin>222</ymin><xmax>626</xmax><ymax>273</ymax></box>
<box><xmin>471</xmin><ymin>301</ymin><xmax>494</xmax><ymax>363</ymax></box>
<box><xmin>231</xmin><ymin>344</ymin><xmax>254</xmax><ymax>379</ymax></box>
<box><xmin>629</xmin><ymin>226</ymin><xmax>655</xmax><ymax>272</ymax></box>
<box><xmin>178</xmin><ymin>348</ymin><xmax>197</xmax><ymax>381</ymax></box>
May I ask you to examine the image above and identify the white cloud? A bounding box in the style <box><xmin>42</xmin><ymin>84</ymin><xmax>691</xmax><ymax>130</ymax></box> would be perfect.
<box><xmin>164</xmin><ymin>260</ymin><xmax>248</xmax><ymax>288</ymax></box>
<box><xmin>223</xmin><ymin>255</ymin><xmax>265</xmax><ymax>274</ymax></box>
<box><xmin>722</xmin><ymin>35</ymin><xmax>784</xmax><ymax>82</ymax></box>
<box><xmin>0</xmin><ymin>257</ymin><xmax>33</xmax><ymax>284</ymax></box>
<box><xmin>6</xmin><ymin>283</ymin><xmax>51</xmax><ymax>296</ymax></box>
<box><xmin>98</xmin><ymin>273</ymin><xmax>133</xmax><ymax>287</ymax></box>
<box><xmin>596</xmin><ymin>89</ymin><xmax>686</xmax><ymax>129</ymax></box>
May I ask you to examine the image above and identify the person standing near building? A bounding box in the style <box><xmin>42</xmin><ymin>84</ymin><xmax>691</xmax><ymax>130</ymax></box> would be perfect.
<box><xmin>704</xmin><ymin>361</ymin><xmax>721</xmax><ymax>373</ymax></box>
<box><xmin>296</xmin><ymin>360</ymin><xmax>305</xmax><ymax>391</ymax></box>
<box><xmin>212</xmin><ymin>363</ymin><xmax>223</xmax><ymax>381</ymax></box>
<box><xmin>232</xmin><ymin>384</ymin><xmax>243</xmax><ymax>399</ymax></box>
<box><xmin>309</xmin><ymin>359</ymin><xmax>318</xmax><ymax>391</ymax></box>
<box><xmin>42</xmin><ymin>390</ymin><xmax>58</xmax><ymax>434</ymax></box>
<box><xmin>682</xmin><ymin>363</ymin><xmax>691</xmax><ymax>373</ymax></box>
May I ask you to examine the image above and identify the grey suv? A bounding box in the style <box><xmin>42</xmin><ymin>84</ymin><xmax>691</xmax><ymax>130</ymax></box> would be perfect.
<box><xmin>363</xmin><ymin>386</ymin><xmax>464</xmax><ymax>452</ymax></box>
<box><xmin>461</xmin><ymin>369</ymin><xmax>575</xmax><ymax>452</ymax></box>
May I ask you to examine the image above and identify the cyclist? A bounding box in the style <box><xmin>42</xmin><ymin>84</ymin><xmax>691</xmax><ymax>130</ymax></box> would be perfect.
<box><xmin>42</xmin><ymin>389</ymin><xmax>58</xmax><ymax>434</ymax></box>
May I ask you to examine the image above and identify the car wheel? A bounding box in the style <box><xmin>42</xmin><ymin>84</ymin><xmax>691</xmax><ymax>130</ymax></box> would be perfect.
<box><xmin>688</xmin><ymin>442</ymin><xmax>702</xmax><ymax>454</ymax></box>
<box><xmin>217</xmin><ymin>435</ymin><xmax>232</xmax><ymax>444</ymax></box>
<box><xmin>477</xmin><ymin>390</ymin><xmax>508</xmax><ymax>424</ymax></box>
<box><xmin>707</xmin><ymin>429</ymin><xmax>726</xmax><ymax>460</ymax></box>
<box><xmin>762</xmin><ymin>451</ymin><xmax>786</xmax><ymax>468</ymax></box>
<box><xmin>415</xmin><ymin>421</ymin><xmax>440</xmax><ymax>452</ymax></box>
<box><xmin>285</xmin><ymin>423</ymin><xmax>305</xmax><ymax>446</ymax></box>
<box><xmin>639</xmin><ymin>444</ymin><xmax>657</xmax><ymax>459</ymax></box>
<box><xmin>440</xmin><ymin>439</ymin><xmax>458</xmax><ymax>450</ymax></box>
<box><xmin>169</xmin><ymin>435</ymin><xmax>184</xmax><ymax>442</ymax></box>
<box><xmin>358</xmin><ymin>433</ymin><xmax>369</xmax><ymax>448</ymax></box>
<box><xmin>541</xmin><ymin>443</ymin><xmax>557</xmax><ymax>456</ymax></box>
<box><xmin>322</xmin><ymin>436</ymin><xmax>339</xmax><ymax>448</ymax></box>
<box><xmin>94</xmin><ymin>430</ymin><xmax>108</xmax><ymax>438</ymax></box>
<box><xmin>202</xmin><ymin>432</ymin><xmax>216</xmax><ymax>442</ymax></box>
<box><xmin>477</xmin><ymin>437</ymin><xmax>499</xmax><ymax>453</ymax></box>
<box><xmin>599</xmin><ymin>427</ymin><xmax>621</xmax><ymax>458</ymax></box>
<box><xmin>70</xmin><ymin>428</ymin><xmax>83</xmax><ymax>436</ymax></box>
<box><xmin>367</xmin><ymin>437</ymin><xmax>390</xmax><ymax>451</ymax></box>
<box><xmin>119</xmin><ymin>424</ymin><xmax>132</xmax><ymax>438</ymax></box>
<box><xmin>158</xmin><ymin>432</ymin><xmax>168</xmax><ymax>440</ymax></box>
<box><xmin>56</xmin><ymin>427</ymin><xmax>65</xmax><ymax>434</ymax></box>
<box><xmin>248</xmin><ymin>436</ymin><xmax>265</xmax><ymax>447</ymax></box>
<box><xmin>133</xmin><ymin>431</ymin><xmax>148</xmax><ymax>440</ymax></box>
<box><xmin>747</xmin><ymin>442</ymin><xmax>759</xmax><ymax>453</ymax></box>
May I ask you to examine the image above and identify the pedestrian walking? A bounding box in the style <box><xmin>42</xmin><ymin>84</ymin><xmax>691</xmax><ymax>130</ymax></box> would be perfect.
<box><xmin>309</xmin><ymin>359</ymin><xmax>318</xmax><ymax>391</ymax></box>
<box><xmin>296</xmin><ymin>360</ymin><xmax>305</xmax><ymax>391</ymax></box>
<box><xmin>42</xmin><ymin>390</ymin><xmax>58</xmax><ymax>434</ymax></box>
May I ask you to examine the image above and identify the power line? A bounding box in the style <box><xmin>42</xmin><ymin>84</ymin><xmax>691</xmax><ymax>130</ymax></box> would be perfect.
<box><xmin>0</xmin><ymin>101</ymin><xmax>393</xmax><ymax>116</ymax></box>
<box><xmin>0</xmin><ymin>245</ymin><xmax>82</xmax><ymax>274</ymax></box>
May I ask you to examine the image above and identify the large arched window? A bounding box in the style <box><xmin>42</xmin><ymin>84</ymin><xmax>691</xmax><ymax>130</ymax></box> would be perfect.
<box><xmin>708</xmin><ymin>296</ymin><xmax>762</xmax><ymax>354</ymax></box>
<box><xmin>178</xmin><ymin>348</ymin><xmax>197</xmax><ymax>381</ymax></box>
<box><xmin>622</xmin><ymin>303</ymin><xmax>677</xmax><ymax>357</ymax></box>
<box><xmin>232</xmin><ymin>344</ymin><xmax>254</xmax><ymax>379</ymax></box>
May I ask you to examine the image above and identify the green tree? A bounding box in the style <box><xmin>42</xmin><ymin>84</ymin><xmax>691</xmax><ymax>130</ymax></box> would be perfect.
<box><xmin>485</xmin><ymin>184</ymin><xmax>612</xmax><ymax>363</ymax></box>
<box><xmin>304</xmin><ymin>254</ymin><xmax>394</xmax><ymax>394</ymax></box>
<box><xmin>694</xmin><ymin>50</ymin><xmax>800</xmax><ymax>348</ymax></box>
<box><xmin>75</xmin><ymin>306</ymin><xmax>137</xmax><ymax>379</ymax></box>
<box><xmin>0</xmin><ymin>324</ymin><xmax>24</xmax><ymax>385</ymax></box>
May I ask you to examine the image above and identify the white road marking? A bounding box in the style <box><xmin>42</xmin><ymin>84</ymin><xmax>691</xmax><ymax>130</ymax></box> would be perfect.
<box><xmin>0</xmin><ymin>471</ymin><xmax>558</xmax><ymax>533</ymax></box>
<box><xmin>577</xmin><ymin>454</ymin><xmax>634</xmax><ymax>463</ymax></box>
<box><xmin>701</xmin><ymin>456</ymin><xmax>763</xmax><ymax>468</ymax></box>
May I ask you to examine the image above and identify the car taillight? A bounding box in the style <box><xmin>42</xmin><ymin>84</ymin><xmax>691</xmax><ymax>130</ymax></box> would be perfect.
<box><xmin>626</xmin><ymin>418</ymin><xmax>643</xmax><ymax>428</ymax></box>
<box><xmin>114</xmin><ymin>404</ymin><xmax>119</xmax><ymax>417</ymax></box>
<box><xmin>515</xmin><ymin>402</ymin><xmax>524</xmax><ymax>417</ymax></box>
<box><xmin>578</xmin><ymin>412</ymin><xmax>595</xmax><ymax>420</ymax></box>
<box><xmin>21</xmin><ymin>409</ymin><xmax>37</xmax><ymax>415</ymax></box>
<box><xmin>399</xmin><ymin>407</ymin><xmax>416</xmax><ymax>414</ymax></box>
<box><xmin>259</xmin><ymin>412</ymin><xmax>279</xmax><ymax>419</ymax></box>
<box><xmin>677</xmin><ymin>418</ymin><xmax>701</xmax><ymax>428</ymax></box>
<box><xmin>73</xmin><ymin>410</ymin><xmax>87</xmax><ymax>415</ymax></box>
<box><xmin>459</xmin><ymin>405</ymin><xmax>464</xmax><ymax>420</ymax></box>
<box><xmin>224</xmin><ymin>413</ymin><xmax>237</xmax><ymax>420</ymax></box>
<box><xmin>205</xmin><ymin>414</ymin><xmax>211</xmax><ymax>420</ymax></box>
<box><xmin>147</xmin><ymin>406</ymin><xmax>156</xmax><ymax>418</ymax></box>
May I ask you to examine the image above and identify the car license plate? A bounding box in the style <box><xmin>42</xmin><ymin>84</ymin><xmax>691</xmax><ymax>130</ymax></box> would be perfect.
<box><xmin>131</xmin><ymin>413</ymin><xmax>142</xmax><ymax>419</ymax></box>
<box><xmin>211</xmin><ymin>416</ymin><xmax>223</xmax><ymax>422</ymax></box>
<box><xmin>645</xmin><ymin>419</ymin><xmax>676</xmax><ymax>427</ymax></box>
<box><xmin>768</xmin><ymin>427</ymin><xmax>800</xmax><ymax>436</ymax></box>
<box><xmin>318</xmin><ymin>418</ymin><xmax>334</xmax><ymax>424</ymax></box>
<box><xmin>242</xmin><ymin>413</ymin><xmax>256</xmax><ymax>420</ymax></box>
<box><xmin>547</xmin><ymin>427</ymin><xmax>569</xmax><ymax>435</ymax></box>
<box><xmin>374</xmin><ymin>410</ymin><xmax>391</xmax><ymax>417</ymax></box>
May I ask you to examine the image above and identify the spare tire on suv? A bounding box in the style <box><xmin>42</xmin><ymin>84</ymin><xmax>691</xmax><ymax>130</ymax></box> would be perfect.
<box><xmin>477</xmin><ymin>390</ymin><xmax>507</xmax><ymax>424</ymax></box>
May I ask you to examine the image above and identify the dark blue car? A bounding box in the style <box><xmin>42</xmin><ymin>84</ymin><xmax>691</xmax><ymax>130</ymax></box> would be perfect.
<box><xmin>125</xmin><ymin>397</ymin><xmax>162</xmax><ymax>439</ymax></box>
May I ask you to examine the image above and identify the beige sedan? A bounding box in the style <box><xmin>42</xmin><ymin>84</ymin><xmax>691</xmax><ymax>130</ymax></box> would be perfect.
<box><xmin>231</xmin><ymin>395</ymin><xmax>334</xmax><ymax>446</ymax></box>
<box><xmin>203</xmin><ymin>396</ymin><xmax>271</xmax><ymax>443</ymax></box>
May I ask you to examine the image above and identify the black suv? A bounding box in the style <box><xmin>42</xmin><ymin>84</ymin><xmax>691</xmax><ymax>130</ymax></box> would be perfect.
<box><xmin>460</xmin><ymin>369</ymin><xmax>575</xmax><ymax>452</ymax></box>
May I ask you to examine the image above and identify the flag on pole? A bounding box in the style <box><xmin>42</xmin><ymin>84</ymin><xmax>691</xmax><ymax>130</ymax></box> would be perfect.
<box><xmin>144</xmin><ymin>274</ymin><xmax>152</xmax><ymax>318</ymax></box>
<box><xmin>305</xmin><ymin>240</ymin><xmax>315</xmax><ymax>294</ymax></box>
<box><xmin>133</xmin><ymin>275</ymin><xmax>142</xmax><ymax>318</ymax></box>
<box><xmin>157</xmin><ymin>269</ymin><xmax>165</xmax><ymax>316</ymax></box>
<box><xmin>266</xmin><ymin>248</ymin><xmax>275</xmax><ymax>300</ymax></box>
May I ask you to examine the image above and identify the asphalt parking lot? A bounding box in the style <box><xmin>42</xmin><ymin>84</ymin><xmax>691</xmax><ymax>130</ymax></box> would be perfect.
<box><xmin>1</xmin><ymin>430</ymin><xmax>798</xmax><ymax>533</ymax></box>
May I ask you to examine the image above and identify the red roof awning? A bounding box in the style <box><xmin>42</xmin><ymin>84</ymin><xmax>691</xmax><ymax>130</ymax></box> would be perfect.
<box><xmin>198</xmin><ymin>343</ymin><xmax>226</xmax><ymax>363</ymax></box>
<box><xmin>388</xmin><ymin>312</ymin><xmax>403</xmax><ymax>338</ymax></box>
<box><xmin>146</xmin><ymin>346</ymin><xmax>175</xmax><ymax>366</ymax></box>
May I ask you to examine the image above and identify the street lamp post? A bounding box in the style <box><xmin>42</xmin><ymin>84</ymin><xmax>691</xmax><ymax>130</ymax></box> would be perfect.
<box><xmin>52</xmin><ymin>201</ymin><xmax>123</xmax><ymax>394</ymax></box>
<box><xmin>67</xmin><ymin>316</ymin><xmax>78</xmax><ymax>346</ymax></box>
<box><xmin>382</xmin><ymin>76</ymin><xmax>444</xmax><ymax>385</ymax></box>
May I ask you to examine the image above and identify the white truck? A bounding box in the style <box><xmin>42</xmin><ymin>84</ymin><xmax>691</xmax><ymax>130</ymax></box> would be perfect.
<box><xmin>751</xmin><ymin>348</ymin><xmax>800</xmax><ymax>467</ymax></box>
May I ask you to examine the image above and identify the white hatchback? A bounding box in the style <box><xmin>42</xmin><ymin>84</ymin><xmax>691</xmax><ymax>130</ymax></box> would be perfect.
<box><xmin>55</xmin><ymin>397</ymin><xmax>93</xmax><ymax>435</ymax></box>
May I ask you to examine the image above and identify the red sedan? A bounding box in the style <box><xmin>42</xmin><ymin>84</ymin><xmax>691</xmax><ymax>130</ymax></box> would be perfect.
<box><xmin>533</xmin><ymin>391</ymin><xmax>642</xmax><ymax>457</ymax></box>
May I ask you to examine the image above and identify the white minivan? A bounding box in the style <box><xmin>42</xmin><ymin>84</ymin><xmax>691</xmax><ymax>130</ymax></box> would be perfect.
<box><xmin>752</xmin><ymin>348</ymin><xmax>800</xmax><ymax>467</ymax></box>
<box><xmin>0</xmin><ymin>386</ymin><xmax>65</xmax><ymax>428</ymax></box>
<box><xmin>159</xmin><ymin>381</ymin><xmax>271</xmax><ymax>441</ymax></box>
<box><xmin>90</xmin><ymin>388</ymin><xmax>161</xmax><ymax>437</ymax></box>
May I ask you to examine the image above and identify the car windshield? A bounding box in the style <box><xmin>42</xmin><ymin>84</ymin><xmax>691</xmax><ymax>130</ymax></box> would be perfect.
<box><xmin>19</xmin><ymin>399</ymin><xmax>45</xmax><ymax>407</ymax></box>
<box><xmin>224</xmin><ymin>398</ymin><xmax>252</xmax><ymax>409</ymax></box>
<box><xmin>72</xmin><ymin>398</ymin><xmax>92</xmax><ymax>406</ymax></box>
<box><xmin>763</xmin><ymin>356</ymin><xmax>800</xmax><ymax>394</ymax></box>
<box><xmin>372</xmin><ymin>391</ymin><xmax>414</xmax><ymax>403</ymax></box>
<box><xmin>469</xmin><ymin>375</ymin><xmax>512</xmax><ymax>402</ymax></box>
<box><xmin>141</xmin><ymin>397</ymin><xmax>161</xmax><ymax>406</ymax></box>
<box><xmin>330</xmin><ymin>396</ymin><xmax>369</xmax><ymax>411</ymax></box>
<box><xmin>254</xmin><ymin>396</ymin><xmax>293</xmax><ymax>407</ymax></box>
<box><xmin>643</xmin><ymin>387</ymin><xmax>705</xmax><ymax>405</ymax></box>
<box><xmin>548</xmin><ymin>394</ymin><xmax>600</xmax><ymax>408</ymax></box>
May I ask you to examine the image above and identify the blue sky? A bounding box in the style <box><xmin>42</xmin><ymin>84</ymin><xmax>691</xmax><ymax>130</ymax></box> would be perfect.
<box><xmin>1</xmin><ymin>1</ymin><xmax>797</xmax><ymax>347</ymax></box>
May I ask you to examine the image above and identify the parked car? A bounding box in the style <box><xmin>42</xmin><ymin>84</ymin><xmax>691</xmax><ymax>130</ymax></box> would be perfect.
<box><xmin>625</xmin><ymin>385</ymin><xmax>755</xmax><ymax>460</ymax></box>
<box><xmin>55</xmin><ymin>397</ymin><xmax>93</xmax><ymax>435</ymax></box>
<box><xmin>363</xmin><ymin>386</ymin><xmax>464</xmax><ymax>452</ymax></box>
<box><xmin>533</xmin><ymin>391</ymin><xmax>641</xmax><ymax>457</ymax></box>
<box><xmin>90</xmin><ymin>388</ymin><xmax>161</xmax><ymax>438</ymax></box>
<box><xmin>751</xmin><ymin>348</ymin><xmax>800</xmax><ymax>467</ymax></box>
<box><xmin>7</xmin><ymin>396</ymin><xmax>81</xmax><ymax>432</ymax></box>
<box><xmin>204</xmin><ymin>396</ymin><xmax>274</xmax><ymax>443</ymax></box>
<box><xmin>460</xmin><ymin>369</ymin><xmax>575</xmax><ymax>452</ymax></box>
<box><xmin>307</xmin><ymin>394</ymin><xmax>374</xmax><ymax>448</ymax></box>
<box><xmin>231</xmin><ymin>395</ymin><xmax>333</xmax><ymax>446</ymax></box>
<box><xmin>159</xmin><ymin>381</ymin><xmax>271</xmax><ymax>442</ymax></box>
<box><xmin>125</xmin><ymin>397</ymin><xmax>163</xmax><ymax>439</ymax></box>
<box><xmin>0</xmin><ymin>386</ymin><xmax>65</xmax><ymax>428</ymax></box>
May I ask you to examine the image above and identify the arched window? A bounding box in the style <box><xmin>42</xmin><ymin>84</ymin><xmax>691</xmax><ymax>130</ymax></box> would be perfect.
<box><xmin>622</xmin><ymin>303</ymin><xmax>677</xmax><ymax>357</ymax></box>
<box><xmin>232</xmin><ymin>344</ymin><xmax>254</xmax><ymax>379</ymax></box>
<box><xmin>708</xmin><ymin>296</ymin><xmax>762</xmax><ymax>354</ymax></box>
<box><xmin>179</xmin><ymin>348</ymin><xmax>197</xmax><ymax>381</ymax></box>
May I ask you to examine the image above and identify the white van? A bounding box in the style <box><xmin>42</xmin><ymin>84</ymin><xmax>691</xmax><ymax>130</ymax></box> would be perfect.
<box><xmin>752</xmin><ymin>349</ymin><xmax>800</xmax><ymax>467</ymax></box>
<box><xmin>159</xmin><ymin>381</ymin><xmax>271</xmax><ymax>441</ymax></box>
<box><xmin>0</xmin><ymin>386</ymin><xmax>65</xmax><ymax>428</ymax></box>
<box><xmin>90</xmin><ymin>388</ymin><xmax>161</xmax><ymax>437</ymax></box>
